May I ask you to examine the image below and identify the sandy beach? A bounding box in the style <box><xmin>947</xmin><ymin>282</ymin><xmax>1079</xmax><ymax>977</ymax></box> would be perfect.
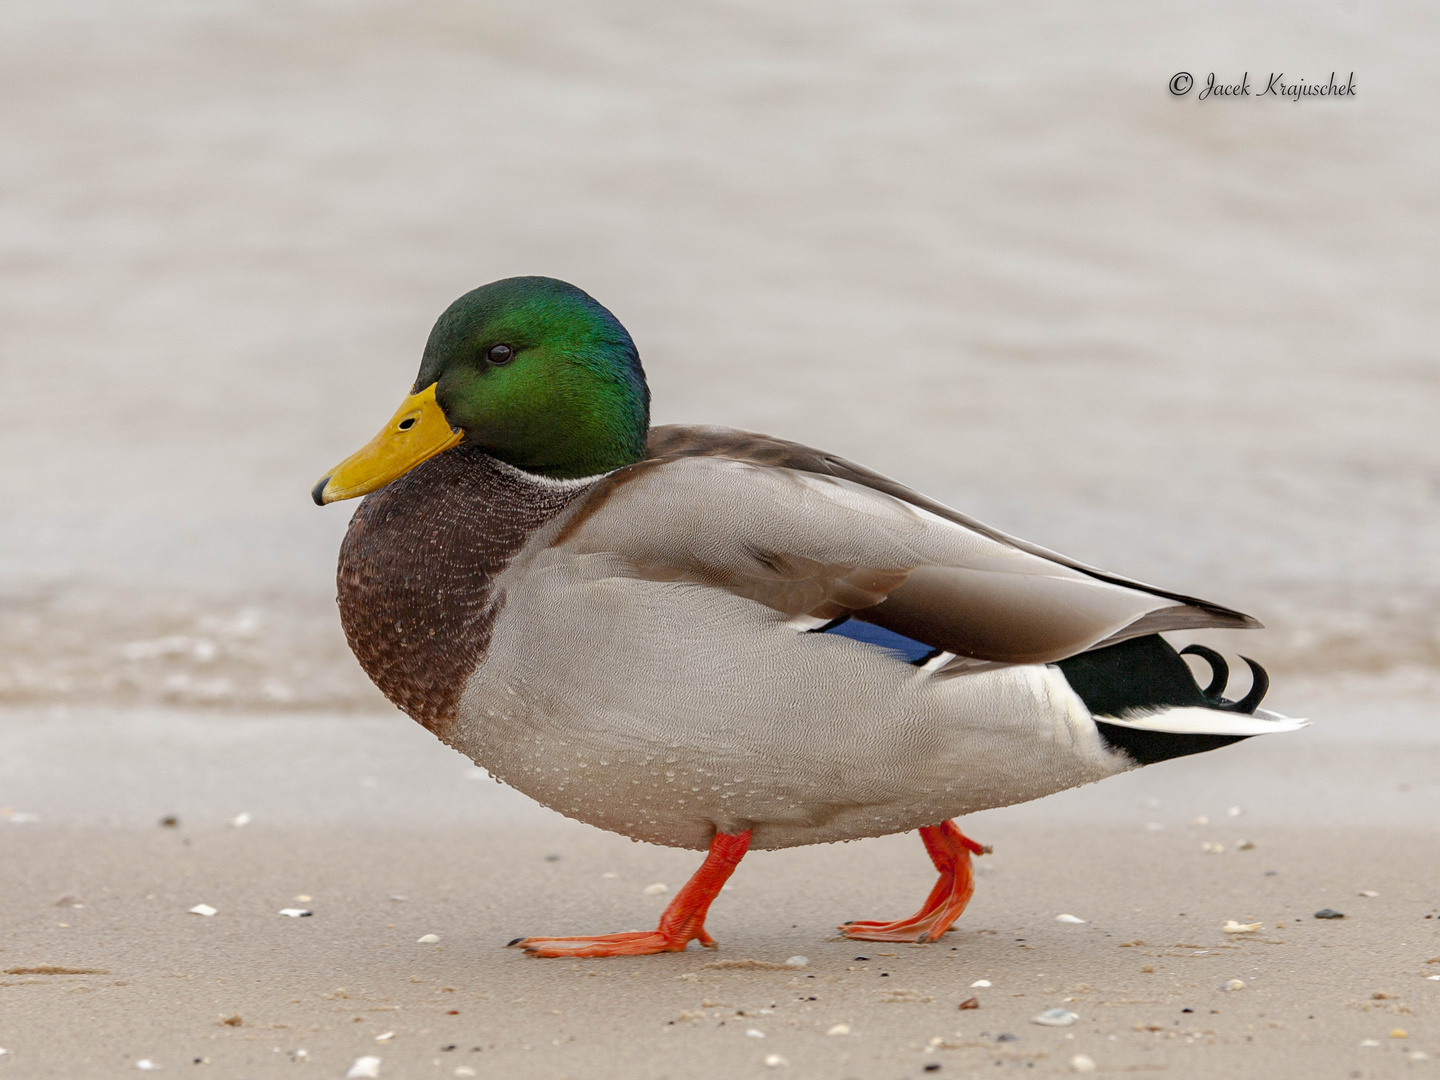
<box><xmin>2</xmin><ymin>692</ymin><xmax>1438</xmax><ymax>1077</ymax></box>
<box><xmin>3</xmin><ymin>2</ymin><xmax>1439</xmax><ymax>1077</ymax></box>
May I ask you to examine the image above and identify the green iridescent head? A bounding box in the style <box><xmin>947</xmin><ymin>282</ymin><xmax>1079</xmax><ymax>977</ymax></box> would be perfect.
<box><xmin>414</xmin><ymin>276</ymin><xmax>650</xmax><ymax>479</ymax></box>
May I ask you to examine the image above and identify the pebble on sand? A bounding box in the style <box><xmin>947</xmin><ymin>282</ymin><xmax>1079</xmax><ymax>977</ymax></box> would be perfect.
<box><xmin>1223</xmin><ymin>921</ymin><xmax>1261</xmax><ymax>934</ymax></box>
<box><xmin>745</xmin><ymin>1028</ymin><xmax>765</xmax><ymax>1038</ymax></box>
<box><xmin>1070</xmin><ymin>1055</ymin><xmax>1097</xmax><ymax>1074</ymax></box>
<box><xmin>1358</xmin><ymin>890</ymin><xmax>1378</xmax><ymax>897</ymax></box>
<box><xmin>188</xmin><ymin>904</ymin><xmax>217</xmax><ymax>917</ymax></box>
<box><xmin>643</xmin><ymin>883</ymin><xmax>668</xmax><ymax>895</ymax></box>
<box><xmin>764</xmin><ymin>1054</ymin><xmax>788</xmax><ymax>1067</ymax></box>
<box><xmin>1222</xmin><ymin>979</ymin><xmax>1245</xmax><ymax>991</ymax></box>
<box><xmin>229</xmin><ymin>812</ymin><xmax>252</xmax><ymax>828</ymax></box>
<box><xmin>1236</xmin><ymin>840</ymin><xmax>1255</xmax><ymax>850</ymax></box>
<box><xmin>970</xmin><ymin>980</ymin><xmax>991</xmax><ymax>988</ymax></box>
<box><xmin>1390</xmin><ymin>1028</ymin><xmax>1409</xmax><ymax>1039</ymax></box>
<box><xmin>346</xmin><ymin>1056</ymin><xmax>381</xmax><ymax>1079</ymax></box>
<box><xmin>278</xmin><ymin>908</ymin><xmax>312</xmax><ymax>918</ymax></box>
<box><xmin>826</xmin><ymin>1024</ymin><xmax>850</xmax><ymax>1036</ymax></box>
<box><xmin>375</xmin><ymin>1032</ymin><xmax>394</xmax><ymax>1042</ymax></box>
<box><xmin>1055</xmin><ymin>914</ymin><xmax>1086</xmax><ymax>924</ymax></box>
<box><xmin>417</xmin><ymin>934</ymin><xmax>440</xmax><ymax>944</ymax></box>
<box><xmin>1032</xmin><ymin>1008</ymin><xmax>1078</xmax><ymax>1027</ymax></box>
<box><xmin>453</xmin><ymin>1069</ymin><xmax>477</xmax><ymax>1078</ymax></box>
<box><xmin>958</xmin><ymin>997</ymin><xmax>980</xmax><ymax>1010</ymax></box>
<box><xmin>1315</xmin><ymin>909</ymin><xmax>1345</xmax><ymax>919</ymax></box>
<box><xmin>136</xmin><ymin>1061</ymin><xmax>161</xmax><ymax>1071</ymax></box>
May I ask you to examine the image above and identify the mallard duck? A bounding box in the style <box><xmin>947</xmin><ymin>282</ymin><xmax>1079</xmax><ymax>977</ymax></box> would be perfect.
<box><xmin>313</xmin><ymin>276</ymin><xmax>1304</xmax><ymax>957</ymax></box>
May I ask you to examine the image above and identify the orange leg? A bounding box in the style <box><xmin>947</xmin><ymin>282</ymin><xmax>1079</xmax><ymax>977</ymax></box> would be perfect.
<box><xmin>510</xmin><ymin>830</ymin><xmax>751</xmax><ymax>957</ymax></box>
<box><xmin>841</xmin><ymin>820</ymin><xmax>988</xmax><ymax>943</ymax></box>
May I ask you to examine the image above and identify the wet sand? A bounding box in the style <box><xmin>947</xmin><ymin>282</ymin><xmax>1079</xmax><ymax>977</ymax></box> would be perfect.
<box><xmin>2</xmin><ymin>697</ymin><xmax>1437</xmax><ymax>1077</ymax></box>
<box><xmin>3</xmin><ymin>823</ymin><xmax>1437</xmax><ymax>1079</ymax></box>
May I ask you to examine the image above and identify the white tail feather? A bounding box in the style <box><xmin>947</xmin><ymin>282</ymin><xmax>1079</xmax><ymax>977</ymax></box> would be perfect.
<box><xmin>1101</xmin><ymin>705</ymin><xmax>1308</xmax><ymax>737</ymax></box>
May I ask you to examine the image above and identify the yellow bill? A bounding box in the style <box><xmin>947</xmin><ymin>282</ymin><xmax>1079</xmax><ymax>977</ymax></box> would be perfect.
<box><xmin>312</xmin><ymin>382</ymin><xmax>463</xmax><ymax>505</ymax></box>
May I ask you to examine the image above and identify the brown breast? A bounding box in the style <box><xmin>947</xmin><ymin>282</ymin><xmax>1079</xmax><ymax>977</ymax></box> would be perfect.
<box><xmin>336</xmin><ymin>446</ymin><xmax>590</xmax><ymax>738</ymax></box>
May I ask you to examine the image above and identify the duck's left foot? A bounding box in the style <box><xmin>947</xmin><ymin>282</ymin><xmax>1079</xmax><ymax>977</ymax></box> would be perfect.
<box><xmin>509</xmin><ymin>929</ymin><xmax>707</xmax><ymax>958</ymax></box>
<box><xmin>841</xmin><ymin>820</ymin><xmax>984</xmax><ymax>943</ymax></box>
<box><xmin>510</xmin><ymin>830</ymin><xmax>751</xmax><ymax>958</ymax></box>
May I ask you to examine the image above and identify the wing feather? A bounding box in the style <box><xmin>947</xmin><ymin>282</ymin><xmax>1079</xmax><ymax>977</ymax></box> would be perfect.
<box><xmin>549</xmin><ymin>426</ymin><xmax>1260</xmax><ymax>666</ymax></box>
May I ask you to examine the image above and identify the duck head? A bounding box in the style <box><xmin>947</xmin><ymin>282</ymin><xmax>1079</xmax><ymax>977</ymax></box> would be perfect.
<box><xmin>313</xmin><ymin>276</ymin><xmax>650</xmax><ymax>504</ymax></box>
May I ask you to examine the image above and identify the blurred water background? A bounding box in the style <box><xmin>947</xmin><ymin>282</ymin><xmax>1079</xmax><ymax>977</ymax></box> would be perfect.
<box><xmin>1</xmin><ymin>0</ymin><xmax>1437</xmax><ymax>717</ymax></box>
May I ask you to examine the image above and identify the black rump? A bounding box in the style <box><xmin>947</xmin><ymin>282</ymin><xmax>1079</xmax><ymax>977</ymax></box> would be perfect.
<box><xmin>1056</xmin><ymin>635</ymin><xmax>1268</xmax><ymax>765</ymax></box>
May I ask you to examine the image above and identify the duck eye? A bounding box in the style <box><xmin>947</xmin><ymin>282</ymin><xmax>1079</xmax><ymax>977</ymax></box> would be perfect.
<box><xmin>486</xmin><ymin>343</ymin><xmax>515</xmax><ymax>365</ymax></box>
<box><xmin>397</xmin><ymin>417</ymin><xmax>416</xmax><ymax>431</ymax></box>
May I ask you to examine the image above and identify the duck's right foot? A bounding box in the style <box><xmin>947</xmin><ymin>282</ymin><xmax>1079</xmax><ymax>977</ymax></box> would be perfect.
<box><xmin>840</xmin><ymin>820</ymin><xmax>984</xmax><ymax>944</ymax></box>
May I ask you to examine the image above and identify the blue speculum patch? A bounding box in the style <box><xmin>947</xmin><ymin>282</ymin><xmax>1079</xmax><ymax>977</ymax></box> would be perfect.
<box><xmin>822</xmin><ymin>618</ymin><xmax>936</xmax><ymax>663</ymax></box>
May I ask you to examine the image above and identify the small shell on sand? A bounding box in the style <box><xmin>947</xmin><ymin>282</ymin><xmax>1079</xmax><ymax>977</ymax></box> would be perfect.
<box><xmin>642</xmin><ymin>883</ymin><xmax>668</xmax><ymax>895</ymax></box>
<box><xmin>278</xmin><ymin>908</ymin><xmax>312</xmax><ymax>918</ymax></box>
<box><xmin>1071</xmin><ymin>1055</ymin><xmax>1097</xmax><ymax>1074</ymax></box>
<box><xmin>346</xmin><ymin>1057</ymin><xmax>381</xmax><ymax>1079</ymax></box>
<box><xmin>1223</xmin><ymin>921</ymin><xmax>1261</xmax><ymax>934</ymax></box>
<box><xmin>416</xmin><ymin>934</ymin><xmax>440</xmax><ymax>944</ymax></box>
<box><xmin>785</xmin><ymin>956</ymin><xmax>809</xmax><ymax>967</ymax></box>
<box><xmin>1222</xmin><ymin>979</ymin><xmax>1245</xmax><ymax>991</ymax></box>
<box><xmin>1055</xmin><ymin>914</ymin><xmax>1086</xmax><ymax>924</ymax></box>
<box><xmin>826</xmin><ymin>1024</ymin><xmax>850</xmax><ymax>1036</ymax></box>
<box><xmin>1315</xmin><ymin>909</ymin><xmax>1345</xmax><ymax>919</ymax></box>
<box><xmin>970</xmin><ymin>980</ymin><xmax>991</xmax><ymax>987</ymax></box>
<box><xmin>188</xmin><ymin>904</ymin><xmax>217</xmax><ymax>917</ymax></box>
<box><xmin>958</xmin><ymin>997</ymin><xmax>980</xmax><ymax>1010</ymax></box>
<box><xmin>745</xmin><ymin>1028</ymin><xmax>765</xmax><ymax>1038</ymax></box>
<box><xmin>764</xmin><ymin>1054</ymin><xmax>787</xmax><ymax>1067</ymax></box>
<box><xmin>1032</xmin><ymin>1008</ymin><xmax>1078</xmax><ymax>1027</ymax></box>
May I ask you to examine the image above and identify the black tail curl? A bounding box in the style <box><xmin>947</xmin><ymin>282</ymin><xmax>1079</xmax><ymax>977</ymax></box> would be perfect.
<box><xmin>1057</xmin><ymin>634</ymin><xmax>1276</xmax><ymax>765</ymax></box>
<box><xmin>1179</xmin><ymin>644</ymin><xmax>1269</xmax><ymax>714</ymax></box>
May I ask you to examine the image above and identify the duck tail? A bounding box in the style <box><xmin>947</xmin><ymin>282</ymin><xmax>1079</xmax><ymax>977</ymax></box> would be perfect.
<box><xmin>1055</xmin><ymin>635</ymin><xmax>1306</xmax><ymax>765</ymax></box>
